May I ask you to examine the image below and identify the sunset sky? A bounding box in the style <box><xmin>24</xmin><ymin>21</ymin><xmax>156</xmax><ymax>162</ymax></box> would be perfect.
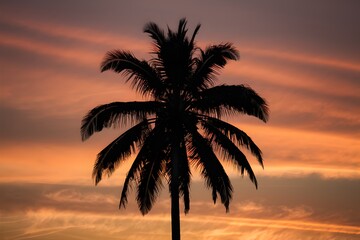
<box><xmin>1</xmin><ymin>1</ymin><xmax>360</xmax><ymax>239</ymax></box>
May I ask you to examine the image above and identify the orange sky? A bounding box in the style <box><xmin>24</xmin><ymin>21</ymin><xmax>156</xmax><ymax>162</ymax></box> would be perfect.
<box><xmin>0</xmin><ymin>1</ymin><xmax>359</xmax><ymax>240</ymax></box>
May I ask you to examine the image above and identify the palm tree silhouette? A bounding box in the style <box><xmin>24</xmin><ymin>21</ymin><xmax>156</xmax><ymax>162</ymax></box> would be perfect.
<box><xmin>81</xmin><ymin>18</ymin><xmax>268</xmax><ymax>240</ymax></box>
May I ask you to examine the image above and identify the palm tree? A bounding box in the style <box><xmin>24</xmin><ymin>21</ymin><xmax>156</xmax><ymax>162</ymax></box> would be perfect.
<box><xmin>81</xmin><ymin>18</ymin><xmax>268</xmax><ymax>240</ymax></box>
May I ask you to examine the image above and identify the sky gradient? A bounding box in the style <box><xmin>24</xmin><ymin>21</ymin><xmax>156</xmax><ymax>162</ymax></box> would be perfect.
<box><xmin>0</xmin><ymin>1</ymin><xmax>359</xmax><ymax>239</ymax></box>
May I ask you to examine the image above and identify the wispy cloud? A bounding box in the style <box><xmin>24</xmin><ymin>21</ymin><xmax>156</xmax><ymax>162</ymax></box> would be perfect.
<box><xmin>0</xmin><ymin>14</ymin><xmax>149</xmax><ymax>53</ymax></box>
<box><xmin>2</xmin><ymin>208</ymin><xmax>358</xmax><ymax>240</ymax></box>
<box><xmin>241</xmin><ymin>48</ymin><xmax>360</xmax><ymax>73</ymax></box>
<box><xmin>0</xmin><ymin>33</ymin><xmax>99</xmax><ymax>68</ymax></box>
<box><xmin>228</xmin><ymin>123</ymin><xmax>360</xmax><ymax>179</ymax></box>
<box><xmin>45</xmin><ymin>188</ymin><xmax>117</xmax><ymax>204</ymax></box>
<box><xmin>226</xmin><ymin>60</ymin><xmax>360</xmax><ymax>99</ymax></box>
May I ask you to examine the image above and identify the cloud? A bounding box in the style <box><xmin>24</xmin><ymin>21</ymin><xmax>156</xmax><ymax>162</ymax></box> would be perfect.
<box><xmin>45</xmin><ymin>188</ymin><xmax>117</xmax><ymax>205</ymax></box>
<box><xmin>1</xmin><ymin>208</ymin><xmax>359</xmax><ymax>240</ymax></box>
<box><xmin>234</xmin><ymin>201</ymin><xmax>264</xmax><ymax>214</ymax></box>
<box><xmin>1</xmin><ymin>177</ymin><xmax>359</xmax><ymax>223</ymax></box>
<box><xmin>277</xmin><ymin>205</ymin><xmax>313</xmax><ymax>220</ymax></box>
<box><xmin>241</xmin><ymin>48</ymin><xmax>360</xmax><ymax>73</ymax></box>
<box><xmin>0</xmin><ymin>14</ymin><xmax>149</xmax><ymax>54</ymax></box>
<box><xmin>0</xmin><ymin>105</ymin><xmax>79</xmax><ymax>144</ymax></box>
<box><xmin>0</xmin><ymin>33</ymin><xmax>99</xmax><ymax>68</ymax></box>
<box><xmin>1</xmin><ymin>176</ymin><xmax>360</xmax><ymax>239</ymax></box>
<box><xmin>225</xmin><ymin>123</ymin><xmax>360</xmax><ymax>179</ymax></box>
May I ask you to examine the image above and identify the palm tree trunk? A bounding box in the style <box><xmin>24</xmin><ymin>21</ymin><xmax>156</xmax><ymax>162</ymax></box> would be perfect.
<box><xmin>171</xmin><ymin>140</ymin><xmax>181</xmax><ymax>240</ymax></box>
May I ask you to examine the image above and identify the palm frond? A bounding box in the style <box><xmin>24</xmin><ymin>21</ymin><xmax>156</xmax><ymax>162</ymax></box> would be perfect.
<box><xmin>188</xmin><ymin>129</ymin><xmax>233</xmax><ymax>212</ymax></box>
<box><xmin>144</xmin><ymin>21</ymin><xmax>166</xmax><ymax>52</ymax></box>
<box><xmin>154</xmin><ymin>19</ymin><xmax>196</xmax><ymax>87</ymax></box>
<box><xmin>194</xmin><ymin>84</ymin><xmax>269</xmax><ymax>122</ymax></box>
<box><xmin>189</xmin><ymin>23</ymin><xmax>201</xmax><ymax>47</ymax></box>
<box><xmin>193</xmin><ymin>43</ymin><xmax>239</xmax><ymax>90</ymax></box>
<box><xmin>119</xmin><ymin>150</ymin><xmax>143</xmax><ymax>209</ymax></box>
<box><xmin>204</xmin><ymin>116</ymin><xmax>263</xmax><ymax>167</ymax></box>
<box><xmin>137</xmin><ymin>154</ymin><xmax>164</xmax><ymax>215</ymax></box>
<box><xmin>81</xmin><ymin>101</ymin><xmax>161</xmax><ymax>141</ymax></box>
<box><xmin>137</xmin><ymin>127</ymin><xmax>169</xmax><ymax>215</ymax></box>
<box><xmin>119</xmin><ymin>125</ymin><xmax>170</xmax><ymax>214</ymax></box>
<box><xmin>201</xmin><ymin>120</ymin><xmax>258</xmax><ymax>188</ymax></box>
<box><xmin>92</xmin><ymin>119</ymin><xmax>151</xmax><ymax>185</ymax></box>
<box><xmin>100</xmin><ymin>50</ymin><xmax>164</xmax><ymax>97</ymax></box>
<box><xmin>176</xmin><ymin>18</ymin><xmax>188</xmax><ymax>41</ymax></box>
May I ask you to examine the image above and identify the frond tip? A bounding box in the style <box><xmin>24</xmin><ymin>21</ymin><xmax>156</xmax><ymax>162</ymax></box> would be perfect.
<box><xmin>80</xmin><ymin>101</ymin><xmax>160</xmax><ymax>141</ymax></box>
<box><xmin>195</xmin><ymin>84</ymin><xmax>269</xmax><ymax>122</ymax></box>
<box><xmin>100</xmin><ymin>50</ymin><xmax>164</xmax><ymax>97</ymax></box>
<box><xmin>92</xmin><ymin>120</ymin><xmax>150</xmax><ymax>185</ymax></box>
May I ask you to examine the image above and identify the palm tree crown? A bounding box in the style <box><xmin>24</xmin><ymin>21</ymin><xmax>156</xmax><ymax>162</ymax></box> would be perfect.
<box><xmin>81</xmin><ymin>18</ymin><xmax>268</xmax><ymax>240</ymax></box>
